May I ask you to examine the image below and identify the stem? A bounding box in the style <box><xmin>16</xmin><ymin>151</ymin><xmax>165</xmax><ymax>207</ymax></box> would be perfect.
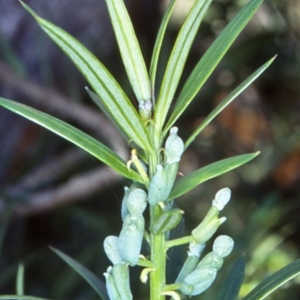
<box><xmin>163</xmin><ymin>283</ymin><xmax>182</xmax><ymax>292</ymax></box>
<box><xmin>165</xmin><ymin>235</ymin><xmax>194</xmax><ymax>249</ymax></box>
<box><xmin>148</xmin><ymin>148</ymin><xmax>166</xmax><ymax>299</ymax></box>
<box><xmin>150</xmin><ymin>205</ymin><xmax>166</xmax><ymax>300</ymax></box>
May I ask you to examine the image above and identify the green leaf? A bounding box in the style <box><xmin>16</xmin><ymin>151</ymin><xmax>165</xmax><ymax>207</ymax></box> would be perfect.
<box><xmin>164</xmin><ymin>0</ymin><xmax>264</xmax><ymax>134</ymax></box>
<box><xmin>20</xmin><ymin>1</ymin><xmax>152</xmax><ymax>152</ymax></box>
<box><xmin>185</xmin><ymin>56</ymin><xmax>276</xmax><ymax>148</ymax></box>
<box><xmin>151</xmin><ymin>208</ymin><xmax>183</xmax><ymax>234</ymax></box>
<box><xmin>217</xmin><ymin>257</ymin><xmax>246</xmax><ymax>300</ymax></box>
<box><xmin>16</xmin><ymin>264</ymin><xmax>25</xmax><ymax>296</ymax></box>
<box><xmin>104</xmin><ymin>0</ymin><xmax>151</xmax><ymax>103</ymax></box>
<box><xmin>0</xmin><ymin>296</ymin><xmax>49</xmax><ymax>300</ymax></box>
<box><xmin>149</xmin><ymin>0</ymin><xmax>177</xmax><ymax>94</ymax></box>
<box><xmin>86</xmin><ymin>87</ymin><xmax>129</xmax><ymax>142</ymax></box>
<box><xmin>242</xmin><ymin>259</ymin><xmax>300</xmax><ymax>300</ymax></box>
<box><xmin>154</xmin><ymin>0</ymin><xmax>213</xmax><ymax>146</ymax></box>
<box><xmin>50</xmin><ymin>246</ymin><xmax>109</xmax><ymax>300</ymax></box>
<box><xmin>169</xmin><ymin>152</ymin><xmax>259</xmax><ymax>199</ymax></box>
<box><xmin>86</xmin><ymin>88</ymin><xmax>148</xmax><ymax>155</ymax></box>
<box><xmin>0</xmin><ymin>98</ymin><xmax>143</xmax><ymax>183</ymax></box>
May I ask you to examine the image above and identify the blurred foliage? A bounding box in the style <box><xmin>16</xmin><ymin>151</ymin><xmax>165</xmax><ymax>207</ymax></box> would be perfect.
<box><xmin>0</xmin><ymin>0</ymin><xmax>299</xmax><ymax>299</ymax></box>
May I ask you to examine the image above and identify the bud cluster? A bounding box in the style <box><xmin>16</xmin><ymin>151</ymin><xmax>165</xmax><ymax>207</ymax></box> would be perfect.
<box><xmin>148</xmin><ymin>127</ymin><xmax>184</xmax><ymax>206</ymax></box>
<box><xmin>179</xmin><ymin>235</ymin><xmax>234</xmax><ymax>297</ymax></box>
<box><xmin>103</xmin><ymin>128</ymin><xmax>235</xmax><ymax>299</ymax></box>
<box><xmin>103</xmin><ymin>185</ymin><xmax>147</xmax><ymax>300</ymax></box>
<box><xmin>191</xmin><ymin>188</ymin><xmax>231</xmax><ymax>244</ymax></box>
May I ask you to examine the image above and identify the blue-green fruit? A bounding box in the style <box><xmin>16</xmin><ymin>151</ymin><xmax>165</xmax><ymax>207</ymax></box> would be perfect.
<box><xmin>212</xmin><ymin>188</ymin><xmax>231</xmax><ymax>211</ymax></box>
<box><xmin>126</xmin><ymin>188</ymin><xmax>147</xmax><ymax>219</ymax></box>
<box><xmin>212</xmin><ymin>235</ymin><xmax>234</xmax><ymax>258</ymax></box>
<box><xmin>197</xmin><ymin>252</ymin><xmax>223</xmax><ymax>271</ymax></box>
<box><xmin>163</xmin><ymin>162</ymin><xmax>179</xmax><ymax>198</ymax></box>
<box><xmin>121</xmin><ymin>186</ymin><xmax>130</xmax><ymax>221</ymax></box>
<box><xmin>104</xmin><ymin>236</ymin><xmax>123</xmax><ymax>265</ymax></box>
<box><xmin>165</xmin><ymin>127</ymin><xmax>184</xmax><ymax>164</ymax></box>
<box><xmin>148</xmin><ymin>163</ymin><xmax>178</xmax><ymax>205</ymax></box>
<box><xmin>118</xmin><ymin>216</ymin><xmax>145</xmax><ymax>266</ymax></box>
<box><xmin>180</xmin><ymin>265</ymin><xmax>217</xmax><ymax>296</ymax></box>
<box><xmin>104</xmin><ymin>266</ymin><xmax>121</xmax><ymax>300</ymax></box>
<box><xmin>175</xmin><ymin>242</ymin><xmax>206</xmax><ymax>283</ymax></box>
<box><xmin>148</xmin><ymin>164</ymin><xmax>168</xmax><ymax>205</ymax></box>
<box><xmin>121</xmin><ymin>183</ymin><xmax>145</xmax><ymax>220</ymax></box>
<box><xmin>112</xmin><ymin>263</ymin><xmax>132</xmax><ymax>300</ymax></box>
<box><xmin>191</xmin><ymin>216</ymin><xmax>226</xmax><ymax>244</ymax></box>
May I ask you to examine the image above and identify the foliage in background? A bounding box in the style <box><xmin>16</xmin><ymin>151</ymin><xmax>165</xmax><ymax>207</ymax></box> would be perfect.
<box><xmin>0</xmin><ymin>0</ymin><xmax>300</xmax><ymax>300</ymax></box>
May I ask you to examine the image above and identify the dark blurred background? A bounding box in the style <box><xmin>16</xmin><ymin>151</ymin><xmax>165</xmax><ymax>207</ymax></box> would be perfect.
<box><xmin>0</xmin><ymin>0</ymin><xmax>299</xmax><ymax>299</ymax></box>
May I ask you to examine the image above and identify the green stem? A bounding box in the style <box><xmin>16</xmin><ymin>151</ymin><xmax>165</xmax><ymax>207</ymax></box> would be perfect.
<box><xmin>150</xmin><ymin>205</ymin><xmax>166</xmax><ymax>300</ymax></box>
<box><xmin>148</xmin><ymin>147</ymin><xmax>166</xmax><ymax>300</ymax></box>
<box><xmin>163</xmin><ymin>283</ymin><xmax>182</xmax><ymax>292</ymax></box>
<box><xmin>165</xmin><ymin>235</ymin><xmax>194</xmax><ymax>249</ymax></box>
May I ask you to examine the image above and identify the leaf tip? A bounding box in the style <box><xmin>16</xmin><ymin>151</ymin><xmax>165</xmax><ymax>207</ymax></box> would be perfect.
<box><xmin>48</xmin><ymin>245</ymin><xmax>58</xmax><ymax>254</ymax></box>
<box><xmin>271</xmin><ymin>54</ymin><xmax>278</xmax><ymax>63</ymax></box>
<box><xmin>20</xmin><ymin>1</ymin><xmax>38</xmax><ymax>19</ymax></box>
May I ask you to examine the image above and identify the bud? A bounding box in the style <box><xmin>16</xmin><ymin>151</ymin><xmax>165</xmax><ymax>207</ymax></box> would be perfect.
<box><xmin>163</xmin><ymin>162</ymin><xmax>179</xmax><ymax>198</ymax></box>
<box><xmin>118</xmin><ymin>216</ymin><xmax>145</xmax><ymax>266</ymax></box>
<box><xmin>191</xmin><ymin>216</ymin><xmax>226</xmax><ymax>244</ymax></box>
<box><xmin>148</xmin><ymin>162</ymin><xmax>179</xmax><ymax>206</ymax></box>
<box><xmin>165</xmin><ymin>127</ymin><xmax>184</xmax><ymax>164</ymax></box>
<box><xmin>103</xmin><ymin>236</ymin><xmax>123</xmax><ymax>265</ymax></box>
<box><xmin>197</xmin><ymin>252</ymin><xmax>223</xmax><ymax>271</ymax></box>
<box><xmin>121</xmin><ymin>186</ymin><xmax>130</xmax><ymax>221</ymax></box>
<box><xmin>104</xmin><ymin>266</ymin><xmax>121</xmax><ymax>299</ymax></box>
<box><xmin>180</xmin><ymin>237</ymin><xmax>232</xmax><ymax>296</ymax></box>
<box><xmin>180</xmin><ymin>265</ymin><xmax>217</xmax><ymax>296</ymax></box>
<box><xmin>111</xmin><ymin>263</ymin><xmax>133</xmax><ymax>300</ymax></box>
<box><xmin>175</xmin><ymin>242</ymin><xmax>206</xmax><ymax>283</ymax></box>
<box><xmin>148</xmin><ymin>165</ymin><xmax>168</xmax><ymax>205</ymax></box>
<box><xmin>126</xmin><ymin>188</ymin><xmax>147</xmax><ymax>219</ymax></box>
<box><xmin>123</xmin><ymin>213</ymin><xmax>145</xmax><ymax>231</ymax></box>
<box><xmin>139</xmin><ymin>100</ymin><xmax>152</xmax><ymax>121</ymax></box>
<box><xmin>212</xmin><ymin>188</ymin><xmax>231</xmax><ymax>211</ymax></box>
<box><xmin>212</xmin><ymin>235</ymin><xmax>234</xmax><ymax>258</ymax></box>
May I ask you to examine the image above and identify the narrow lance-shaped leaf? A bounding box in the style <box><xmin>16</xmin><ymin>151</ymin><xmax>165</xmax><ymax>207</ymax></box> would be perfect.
<box><xmin>154</xmin><ymin>0</ymin><xmax>213</xmax><ymax>147</ymax></box>
<box><xmin>185</xmin><ymin>56</ymin><xmax>276</xmax><ymax>148</ymax></box>
<box><xmin>50</xmin><ymin>246</ymin><xmax>109</xmax><ymax>300</ymax></box>
<box><xmin>149</xmin><ymin>0</ymin><xmax>178</xmax><ymax>95</ymax></box>
<box><xmin>16</xmin><ymin>263</ymin><xmax>25</xmax><ymax>296</ymax></box>
<box><xmin>20</xmin><ymin>2</ymin><xmax>152</xmax><ymax>152</ymax></box>
<box><xmin>0</xmin><ymin>296</ymin><xmax>50</xmax><ymax>300</ymax></box>
<box><xmin>217</xmin><ymin>256</ymin><xmax>246</xmax><ymax>300</ymax></box>
<box><xmin>0</xmin><ymin>98</ymin><xmax>143</xmax><ymax>183</ymax></box>
<box><xmin>242</xmin><ymin>259</ymin><xmax>300</xmax><ymax>300</ymax></box>
<box><xmin>86</xmin><ymin>87</ymin><xmax>129</xmax><ymax>143</ymax></box>
<box><xmin>169</xmin><ymin>152</ymin><xmax>259</xmax><ymax>200</ymax></box>
<box><xmin>86</xmin><ymin>88</ymin><xmax>148</xmax><ymax>160</ymax></box>
<box><xmin>164</xmin><ymin>0</ymin><xmax>264</xmax><ymax>135</ymax></box>
<box><xmin>0</xmin><ymin>295</ymin><xmax>49</xmax><ymax>300</ymax></box>
<box><xmin>104</xmin><ymin>0</ymin><xmax>151</xmax><ymax>103</ymax></box>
